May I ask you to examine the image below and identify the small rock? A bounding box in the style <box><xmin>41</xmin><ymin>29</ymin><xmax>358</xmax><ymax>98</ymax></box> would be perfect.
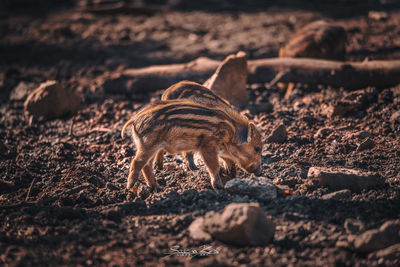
<box><xmin>321</xmin><ymin>189</ymin><xmax>351</xmax><ymax>200</ymax></box>
<box><xmin>202</xmin><ymin>202</ymin><xmax>275</xmax><ymax>246</ymax></box>
<box><xmin>329</xmin><ymin>88</ymin><xmax>378</xmax><ymax>117</ymax></box>
<box><xmin>356</xmin><ymin>137</ymin><xmax>375</xmax><ymax>152</ymax></box>
<box><xmin>24</xmin><ymin>81</ymin><xmax>80</xmax><ymax>120</ymax></box>
<box><xmin>224</xmin><ymin>177</ymin><xmax>278</xmax><ymax>200</ymax></box>
<box><xmin>345</xmin><ymin>219</ymin><xmax>365</xmax><ymax>234</ymax></box>
<box><xmin>188</xmin><ymin>217</ymin><xmax>212</xmax><ymax>242</ymax></box>
<box><xmin>267</xmin><ymin>124</ymin><xmax>287</xmax><ymax>143</ymax></box>
<box><xmin>307</xmin><ymin>167</ymin><xmax>384</xmax><ymax>192</ymax></box>
<box><xmin>203</xmin><ymin>51</ymin><xmax>248</xmax><ymax>107</ymax></box>
<box><xmin>368</xmin><ymin>11</ymin><xmax>389</xmax><ymax>21</ymax></box>
<box><xmin>354</xmin><ymin>220</ymin><xmax>400</xmax><ymax>253</ymax></box>
<box><xmin>369</xmin><ymin>243</ymin><xmax>400</xmax><ymax>261</ymax></box>
<box><xmin>279</xmin><ymin>20</ymin><xmax>346</xmax><ymax>60</ymax></box>
<box><xmin>314</xmin><ymin>127</ymin><xmax>334</xmax><ymax>139</ymax></box>
<box><xmin>9</xmin><ymin>81</ymin><xmax>35</xmax><ymax>101</ymax></box>
<box><xmin>390</xmin><ymin>110</ymin><xmax>400</xmax><ymax>123</ymax></box>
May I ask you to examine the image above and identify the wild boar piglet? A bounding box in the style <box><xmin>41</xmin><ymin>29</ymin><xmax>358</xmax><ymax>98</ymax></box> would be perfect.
<box><xmin>156</xmin><ymin>80</ymin><xmax>234</xmax><ymax>172</ymax></box>
<box><xmin>121</xmin><ymin>99</ymin><xmax>263</xmax><ymax>191</ymax></box>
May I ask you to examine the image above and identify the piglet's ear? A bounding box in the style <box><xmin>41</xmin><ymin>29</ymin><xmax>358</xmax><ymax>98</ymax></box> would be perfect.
<box><xmin>247</xmin><ymin>122</ymin><xmax>257</xmax><ymax>142</ymax></box>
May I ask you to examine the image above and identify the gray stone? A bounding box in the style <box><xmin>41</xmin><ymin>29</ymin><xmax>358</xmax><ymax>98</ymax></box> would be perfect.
<box><xmin>203</xmin><ymin>202</ymin><xmax>275</xmax><ymax>246</ymax></box>
<box><xmin>354</xmin><ymin>220</ymin><xmax>400</xmax><ymax>253</ymax></box>
<box><xmin>321</xmin><ymin>189</ymin><xmax>351</xmax><ymax>200</ymax></box>
<box><xmin>24</xmin><ymin>81</ymin><xmax>81</xmax><ymax>120</ymax></box>
<box><xmin>307</xmin><ymin>167</ymin><xmax>384</xmax><ymax>192</ymax></box>
<box><xmin>224</xmin><ymin>177</ymin><xmax>278</xmax><ymax>200</ymax></box>
<box><xmin>267</xmin><ymin>124</ymin><xmax>287</xmax><ymax>143</ymax></box>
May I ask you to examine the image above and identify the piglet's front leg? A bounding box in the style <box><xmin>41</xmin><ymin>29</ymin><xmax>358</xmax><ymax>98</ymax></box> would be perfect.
<box><xmin>200</xmin><ymin>147</ymin><xmax>223</xmax><ymax>190</ymax></box>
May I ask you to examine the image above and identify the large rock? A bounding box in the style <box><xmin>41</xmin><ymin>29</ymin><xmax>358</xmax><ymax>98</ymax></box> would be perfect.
<box><xmin>189</xmin><ymin>203</ymin><xmax>275</xmax><ymax>246</ymax></box>
<box><xmin>307</xmin><ymin>167</ymin><xmax>384</xmax><ymax>192</ymax></box>
<box><xmin>224</xmin><ymin>177</ymin><xmax>278</xmax><ymax>201</ymax></box>
<box><xmin>279</xmin><ymin>20</ymin><xmax>346</xmax><ymax>60</ymax></box>
<box><xmin>266</xmin><ymin>124</ymin><xmax>287</xmax><ymax>143</ymax></box>
<box><xmin>24</xmin><ymin>81</ymin><xmax>81</xmax><ymax>120</ymax></box>
<box><xmin>354</xmin><ymin>220</ymin><xmax>400</xmax><ymax>253</ymax></box>
<box><xmin>203</xmin><ymin>51</ymin><xmax>248</xmax><ymax>107</ymax></box>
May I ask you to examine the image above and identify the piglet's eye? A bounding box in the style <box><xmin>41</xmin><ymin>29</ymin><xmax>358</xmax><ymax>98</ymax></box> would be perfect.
<box><xmin>254</xmin><ymin>147</ymin><xmax>261</xmax><ymax>153</ymax></box>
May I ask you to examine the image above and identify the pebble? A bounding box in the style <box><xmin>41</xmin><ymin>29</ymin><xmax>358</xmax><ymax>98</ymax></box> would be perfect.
<box><xmin>321</xmin><ymin>189</ymin><xmax>351</xmax><ymax>200</ymax></box>
<box><xmin>267</xmin><ymin>124</ymin><xmax>287</xmax><ymax>143</ymax></box>
<box><xmin>356</xmin><ymin>137</ymin><xmax>375</xmax><ymax>152</ymax></box>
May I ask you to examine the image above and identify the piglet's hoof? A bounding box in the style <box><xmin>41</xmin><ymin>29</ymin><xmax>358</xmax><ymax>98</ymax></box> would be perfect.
<box><xmin>150</xmin><ymin>183</ymin><xmax>162</xmax><ymax>193</ymax></box>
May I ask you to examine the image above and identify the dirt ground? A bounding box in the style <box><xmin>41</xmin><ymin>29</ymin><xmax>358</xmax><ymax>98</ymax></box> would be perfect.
<box><xmin>1</xmin><ymin>1</ymin><xmax>400</xmax><ymax>266</ymax></box>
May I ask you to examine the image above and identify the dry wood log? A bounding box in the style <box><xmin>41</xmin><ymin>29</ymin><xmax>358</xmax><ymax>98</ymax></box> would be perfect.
<box><xmin>248</xmin><ymin>58</ymin><xmax>400</xmax><ymax>89</ymax></box>
<box><xmin>111</xmin><ymin>57</ymin><xmax>400</xmax><ymax>92</ymax></box>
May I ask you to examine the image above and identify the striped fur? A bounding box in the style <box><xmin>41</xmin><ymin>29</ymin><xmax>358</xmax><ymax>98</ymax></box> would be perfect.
<box><xmin>162</xmin><ymin>81</ymin><xmax>232</xmax><ymax>108</ymax></box>
<box><xmin>157</xmin><ymin>81</ymin><xmax>237</xmax><ymax>171</ymax></box>
<box><xmin>122</xmin><ymin>99</ymin><xmax>263</xmax><ymax>191</ymax></box>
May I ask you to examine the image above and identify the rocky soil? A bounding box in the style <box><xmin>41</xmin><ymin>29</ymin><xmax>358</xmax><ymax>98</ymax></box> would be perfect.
<box><xmin>1</xmin><ymin>1</ymin><xmax>400</xmax><ymax>266</ymax></box>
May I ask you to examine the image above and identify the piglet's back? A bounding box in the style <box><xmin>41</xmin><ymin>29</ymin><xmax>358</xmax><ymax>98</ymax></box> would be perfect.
<box><xmin>161</xmin><ymin>81</ymin><xmax>232</xmax><ymax>108</ymax></box>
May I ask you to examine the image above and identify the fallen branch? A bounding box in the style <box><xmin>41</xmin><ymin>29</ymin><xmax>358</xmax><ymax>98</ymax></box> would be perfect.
<box><xmin>248</xmin><ymin>58</ymin><xmax>400</xmax><ymax>89</ymax></box>
<box><xmin>114</xmin><ymin>57</ymin><xmax>400</xmax><ymax>92</ymax></box>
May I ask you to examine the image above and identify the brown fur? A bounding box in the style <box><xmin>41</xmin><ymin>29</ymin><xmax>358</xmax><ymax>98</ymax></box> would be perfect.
<box><xmin>121</xmin><ymin>99</ymin><xmax>263</xmax><ymax>190</ymax></box>
<box><xmin>156</xmin><ymin>81</ymin><xmax>235</xmax><ymax>171</ymax></box>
